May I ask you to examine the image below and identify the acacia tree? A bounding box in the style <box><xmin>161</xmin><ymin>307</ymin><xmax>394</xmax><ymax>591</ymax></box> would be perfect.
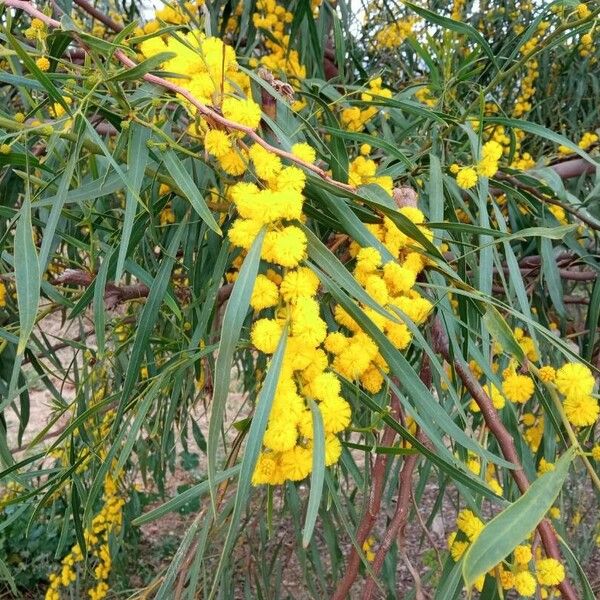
<box><xmin>0</xmin><ymin>0</ymin><xmax>599</xmax><ymax>598</ymax></box>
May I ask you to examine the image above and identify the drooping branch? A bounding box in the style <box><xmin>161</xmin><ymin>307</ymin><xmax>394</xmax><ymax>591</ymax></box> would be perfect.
<box><xmin>2</xmin><ymin>0</ymin><xmax>356</xmax><ymax>195</ymax></box>
<box><xmin>431</xmin><ymin>318</ymin><xmax>578</xmax><ymax>600</ymax></box>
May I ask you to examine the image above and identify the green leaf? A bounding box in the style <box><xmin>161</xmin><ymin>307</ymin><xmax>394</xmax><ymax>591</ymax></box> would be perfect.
<box><xmin>540</xmin><ymin>237</ymin><xmax>566</xmax><ymax>319</ymax></box>
<box><xmin>462</xmin><ymin>448</ymin><xmax>575</xmax><ymax>588</ymax></box>
<box><xmin>402</xmin><ymin>2</ymin><xmax>500</xmax><ymax>73</ymax></box>
<box><xmin>39</xmin><ymin>118</ymin><xmax>84</xmax><ymax>270</ymax></box>
<box><xmin>115</xmin><ymin>123</ymin><xmax>150</xmax><ymax>280</ymax></box>
<box><xmin>162</xmin><ymin>151</ymin><xmax>221</xmax><ymax>234</ymax></box>
<box><xmin>15</xmin><ymin>196</ymin><xmax>40</xmax><ymax>355</ymax></box>
<box><xmin>115</xmin><ymin>218</ymin><xmax>186</xmax><ymax>422</ymax></box>
<box><xmin>107</xmin><ymin>52</ymin><xmax>177</xmax><ymax>81</ymax></box>
<box><xmin>482</xmin><ymin>305</ymin><xmax>525</xmax><ymax>363</ymax></box>
<box><xmin>210</xmin><ymin>327</ymin><xmax>288</xmax><ymax>599</ymax></box>
<box><xmin>5</xmin><ymin>30</ymin><xmax>71</xmax><ymax>113</ymax></box>
<box><xmin>207</xmin><ymin>229</ymin><xmax>265</xmax><ymax>511</ymax></box>
<box><xmin>132</xmin><ymin>466</ymin><xmax>240</xmax><ymax>526</ymax></box>
<box><xmin>303</xmin><ymin>398</ymin><xmax>325</xmax><ymax>547</ymax></box>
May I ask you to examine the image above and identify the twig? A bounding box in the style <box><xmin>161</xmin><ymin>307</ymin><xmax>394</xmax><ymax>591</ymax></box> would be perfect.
<box><xmin>361</xmin><ymin>449</ymin><xmax>420</xmax><ymax>600</ymax></box>
<box><xmin>495</xmin><ymin>172</ymin><xmax>600</xmax><ymax>232</ymax></box>
<box><xmin>431</xmin><ymin>318</ymin><xmax>578</xmax><ymax>600</ymax></box>
<box><xmin>73</xmin><ymin>0</ymin><xmax>123</xmax><ymax>32</ymax></box>
<box><xmin>331</xmin><ymin>397</ymin><xmax>401</xmax><ymax>600</ymax></box>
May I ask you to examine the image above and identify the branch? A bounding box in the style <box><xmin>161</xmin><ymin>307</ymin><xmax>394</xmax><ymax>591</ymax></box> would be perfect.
<box><xmin>361</xmin><ymin>449</ymin><xmax>420</xmax><ymax>600</ymax></box>
<box><xmin>2</xmin><ymin>0</ymin><xmax>357</xmax><ymax>195</ymax></box>
<box><xmin>52</xmin><ymin>269</ymin><xmax>149</xmax><ymax>309</ymax></box>
<box><xmin>73</xmin><ymin>0</ymin><xmax>123</xmax><ymax>32</ymax></box>
<box><xmin>431</xmin><ymin>318</ymin><xmax>578</xmax><ymax>600</ymax></box>
<box><xmin>331</xmin><ymin>397</ymin><xmax>401</xmax><ymax>600</ymax></box>
<box><xmin>495</xmin><ymin>172</ymin><xmax>600</xmax><ymax>232</ymax></box>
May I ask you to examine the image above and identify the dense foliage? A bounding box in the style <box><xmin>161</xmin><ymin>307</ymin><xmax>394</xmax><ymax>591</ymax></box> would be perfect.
<box><xmin>0</xmin><ymin>0</ymin><xmax>599</xmax><ymax>598</ymax></box>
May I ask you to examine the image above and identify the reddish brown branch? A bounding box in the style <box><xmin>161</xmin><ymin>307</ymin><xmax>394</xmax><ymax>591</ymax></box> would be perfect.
<box><xmin>331</xmin><ymin>397</ymin><xmax>401</xmax><ymax>600</ymax></box>
<box><xmin>431</xmin><ymin>318</ymin><xmax>578</xmax><ymax>600</ymax></box>
<box><xmin>73</xmin><ymin>0</ymin><xmax>123</xmax><ymax>32</ymax></box>
<box><xmin>52</xmin><ymin>269</ymin><xmax>149</xmax><ymax>309</ymax></box>
<box><xmin>495</xmin><ymin>172</ymin><xmax>600</xmax><ymax>232</ymax></box>
<box><xmin>361</xmin><ymin>450</ymin><xmax>420</xmax><ymax>600</ymax></box>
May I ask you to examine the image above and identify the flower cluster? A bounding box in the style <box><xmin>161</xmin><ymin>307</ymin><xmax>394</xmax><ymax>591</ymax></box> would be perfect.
<box><xmin>448</xmin><ymin>510</ymin><xmax>565</xmax><ymax>595</ymax></box>
<box><xmin>139</xmin><ymin>32</ymin><xmax>254</xmax><ymax>116</ymax></box>
<box><xmin>450</xmin><ymin>140</ymin><xmax>504</xmax><ymax>190</ymax></box>
<box><xmin>330</xmin><ymin>207</ymin><xmax>433</xmax><ymax>393</ymax></box>
<box><xmin>375</xmin><ymin>19</ymin><xmax>416</xmax><ymax>49</ymax></box>
<box><xmin>340</xmin><ymin>78</ymin><xmax>393</xmax><ymax>132</ymax></box>
<box><xmin>558</xmin><ymin>130</ymin><xmax>598</xmax><ymax>155</ymax></box>
<box><xmin>252</xmin><ymin>0</ymin><xmax>305</xmax><ymax>85</ymax></box>
<box><xmin>554</xmin><ymin>362</ymin><xmax>599</xmax><ymax>427</ymax></box>
<box><xmin>46</xmin><ymin>473</ymin><xmax>125</xmax><ymax>600</ymax></box>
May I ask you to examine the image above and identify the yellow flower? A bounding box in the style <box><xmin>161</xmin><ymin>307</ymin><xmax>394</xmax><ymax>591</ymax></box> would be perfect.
<box><xmin>591</xmin><ymin>445</ymin><xmax>600</xmax><ymax>461</ymax></box>
<box><xmin>455</xmin><ymin>166</ymin><xmax>478</xmax><ymax>189</ymax></box>
<box><xmin>456</xmin><ymin>509</ymin><xmax>484</xmax><ymax>541</ymax></box>
<box><xmin>263</xmin><ymin>226</ymin><xmax>307</xmax><ymax>268</ymax></box>
<box><xmin>250</xmin><ymin>274</ymin><xmax>280</xmax><ymax>310</ymax></box>
<box><xmin>514</xmin><ymin>544</ymin><xmax>532</xmax><ymax>565</ymax></box>
<box><xmin>36</xmin><ymin>57</ymin><xmax>51</xmax><ymax>71</ymax></box>
<box><xmin>204</xmin><ymin>129</ymin><xmax>232</xmax><ymax>158</ymax></box>
<box><xmin>514</xmin><ymin>571</ymin><xmax>537</xmax><ymax>596</ymax></box>
<box><xmin>250</xmin><ymin>318</ymin><xmax>283</xmax><ymax>353</ymax></box>
<box><xmin>502</xmin><ymin>373</ymin><xmax>534</xmax><ymax>404</ymax></box>
<box><xmin>291</xmin><ymin>142</ymin><xmax>316</xmax><ymax>163</ymax></box>
<box><xmin>222</xmin><ymin>97</ymin><xmax>262</xmax><ymax>129</ymax></box>
<box><xmin>555</xmin><ymin>362</ymin><xmax>595</xmax><ymax>400</ymax></box>
<box><xmin>249</xmin><ymin>143</ymin><xmax>282</xmax><ymax>179</ymax></box>
<box><xmin>279</xmin><ymin>267</ymin><xmax>319</xmax><ymax>303</ymax></box>
<box><xmin>0</xmin><ymin>144</ymin><xmax>10</xmax><ymax>155</ymax></box>
<box><xmin>538</xmin><ymin>365</ymin><xmax>556</xmax><ymax>382</ymax></box>
<box><xmin>536</xmin><ymin>558</ymin><xmax>565</xmax><ymax>586</ymax></box>
<box><xmin>563</xmin><ymin>394</ymin><xmax>599</xmax><ymax>427</ymax></box>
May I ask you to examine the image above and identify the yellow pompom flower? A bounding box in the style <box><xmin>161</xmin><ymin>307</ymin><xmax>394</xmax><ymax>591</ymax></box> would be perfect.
<box><xmin>320</xmin><ymin>396</ymin><xmax>351</xmax><ymax>434</ymax></box>
<box><xmin>514</xmin><ymin>571</ymin><xmax>537</xmax><ymax>597</ymax></box>
<box><xmin>538</xmin><ymin>365</ymin><xmax>556</xmax><ymax>382</ymax></box>
<box><xmin>456</xmin><ymin>166</ymin><xmax>478</xmax><ymax>189</ymax></box>
<box><xmin>250</xmin><ymin>318</ymin><xmax>282</xmax><ymax>353</ymax></box>
<box><xmin>291</xmin><ymin>142</ymin><xmax>316</xmax><ymax>163</ymax></box>
<box><xmin>591</xmin><ymin>445</ymin><xmax>600</xmax><ymax>461</ymax></box>
<box><xmin>563</xmin><ymin>394</ymin><xmax>599</xmax><ymax>427</ymax></box>
<box><xmin>36</xmin><ymin>57</ymin><xmax>51</xmax><ymax>71</ymax></box>
<box><xmin>263</xmin><ymin>226</ymin><xmax>307</xmax><ymax>268</ymax></box>
<box><xmin>514</xmin><ymin>544</ymin><xmax>532</xmax><ymax>564</ymax></box>
<box><xmin>228</xmin><ymin>218</ymin><xmax>263</xmax><ymax>249</ymax></box>
<box><xmin>360</xmin><ymin>143</ymin><xmax>371</xmax><ymax>156</ymax></box>
<box><xmin>204</xmin><ymin>129</ymin><xmax>232</xmax><ymax>158</ymax></box>
<box><xmin>250</xmin><ymin>274</ymin><xmax>279</xmax><ymax>310</ymax></box>
<box><xmin>0</xmin><ymin>144</ymin><xmax>10</xmax><ymax>155</ymax></box>
<box><xmin>249</xmin><ymin>144</ymin><xmax>282</xmax><ymax>179</ymax></box>
<box><xmin>456</xmin><ymin>509</ymin><xmax>484</xmax><ymax>541</ymax></box>
<box><xmin>502</xmin><ymin>373</ymin><xmax>534</xmax><ymax>404</ymax></box>
<box><xmin>280</xmin><ymin>267</ymin><xmax>319</xmax><ymax>302</ymax></box>
<box><xmin>222</xmin><ymin>97</ymin><xmax>262</xmax><ymax>129</ymax></box>
<box><xmin>449</xmin><ymin>163</ymin><xmax>460</xmax><ymax>174</ymax></box>
<box><xmin>536</xmin><ymin>558</ymin><xmax>565</xmax><ymax>586</ymax></box>
<box><xmin>263</xmin><ymin>421</ymin><xmax>298</xmax><ymax>452</ymax></box>
<box><xmin>555</xmin><ymin>362</ymin><xmax>595</xmax><ymax>400</ymax></box>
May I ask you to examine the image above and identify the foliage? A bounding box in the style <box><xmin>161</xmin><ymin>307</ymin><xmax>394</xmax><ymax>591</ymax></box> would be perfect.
<box><xmin>0</xmin><ymin>0</ymin><xmax>599</xmax><ymax>598</ymax></box>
